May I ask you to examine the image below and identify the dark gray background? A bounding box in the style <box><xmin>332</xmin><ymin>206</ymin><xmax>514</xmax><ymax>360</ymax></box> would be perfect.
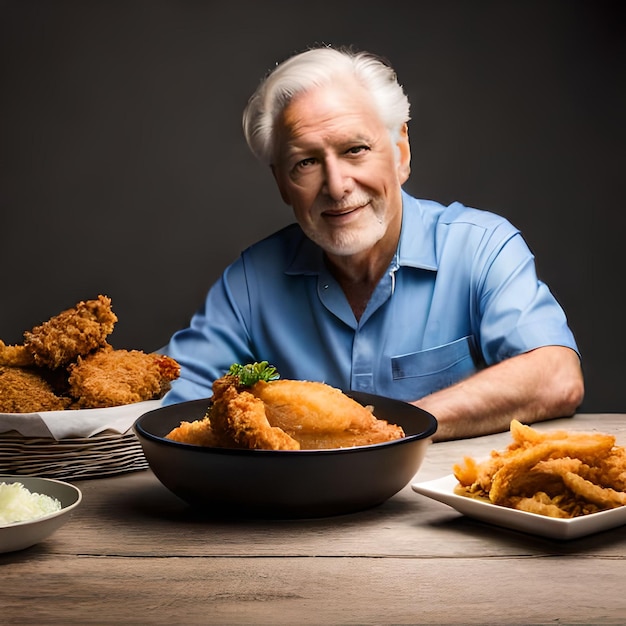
<box><xmin>1</xmin><ymin>0</ymin><xmax>623</xmax><ymax>411</ymax></box>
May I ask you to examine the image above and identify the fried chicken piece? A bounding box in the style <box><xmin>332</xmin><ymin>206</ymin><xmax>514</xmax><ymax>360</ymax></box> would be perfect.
<box><xmin>488</xmin><ymin>435</ymin><xmax>616</xmax><ymax>506</ymax></box>
<box><xmin>167</xmin><ymin>373</ymin><xmax>405</xmax><ymax>450</ymax></box>
<box><xmin>0</xmin><ymin>366</ymin><xmax>72</xmax><ymax>413</ymax></box>
<box><xmin>68</xmin><ymin>349</ymin><xmax>180</xmax><ymax>408</ymax></box>
<box><xmin>166</xmin><ymin>416</ymin><xmax>220</xmax><ymax>447</ymax></box>
<box><xmin>0</xmin><ymin>340</ymin><xmax>35</xmax><ymax>367</ymax></box>
<box><xmin>454</xmin><ymin>419</ymin><xmax>626</xmax><ymax>518</ymax></box>
<box><xmin>23</xmin><ymin>295</ymin><xmax>118</xmax><ymax>369</ymax></box>
<box><xmin>511</xmin><ymin>492</ymin><xmax>573</xmax><ymax>518</ymax></box>
<box><xmin>251</xmin><ymin>379</ymin><xmax>405</xmax><ymax>448</ymax></box>
<box><xmin>209</xmin><ymin>377</ymin><xmax>300</xmax><ymax>450</ymax></box>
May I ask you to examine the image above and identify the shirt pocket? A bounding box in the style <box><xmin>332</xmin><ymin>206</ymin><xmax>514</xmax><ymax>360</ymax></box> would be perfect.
<box><xmin>391</xmin><ymin>336</ymin><xmax>480</xmax><ymax>396</ymax></box>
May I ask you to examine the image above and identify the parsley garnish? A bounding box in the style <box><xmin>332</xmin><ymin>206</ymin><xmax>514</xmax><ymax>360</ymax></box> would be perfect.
<box><xmin>227</xmin><ymin>361</ymin><xmax>280</xmax><ymax>387</ymax></box>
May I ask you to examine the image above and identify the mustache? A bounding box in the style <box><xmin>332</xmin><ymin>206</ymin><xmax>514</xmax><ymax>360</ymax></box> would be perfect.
<box><xmin>319</xmin><ymin>195</ymin><xmax>371</xmax><ymax>212</ymax></box>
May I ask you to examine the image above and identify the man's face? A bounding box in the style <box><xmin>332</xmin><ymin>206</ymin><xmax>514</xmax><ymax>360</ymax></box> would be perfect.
<box><xmin>271</xmin><ymin>81</ymin><xmax>411</xmax><ymax>259</ymax></box>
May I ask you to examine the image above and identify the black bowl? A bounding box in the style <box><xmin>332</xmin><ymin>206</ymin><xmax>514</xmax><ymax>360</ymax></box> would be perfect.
<box><xmin>134</xmin><ymin>391</ymin><xmax>437</xmax><ymax>518</ymax></box>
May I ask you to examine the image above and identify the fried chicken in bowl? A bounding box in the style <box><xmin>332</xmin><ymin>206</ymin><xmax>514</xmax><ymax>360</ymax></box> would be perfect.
<box><xmin>134</xmin><ymin>371</ymin><xmax>437</xmax><ymax>518</ymax></box>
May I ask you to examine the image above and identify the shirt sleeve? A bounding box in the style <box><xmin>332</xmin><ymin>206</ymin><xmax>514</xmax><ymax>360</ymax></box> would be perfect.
<box><xmin>474</xmin><ymin>225</ymin><xmax>580</xmax><ymax>365</ymax></box>
<box><xmin>161</xmin><ymin>259</ymin><xmax>257</xmax><ymax>405</ymax></box>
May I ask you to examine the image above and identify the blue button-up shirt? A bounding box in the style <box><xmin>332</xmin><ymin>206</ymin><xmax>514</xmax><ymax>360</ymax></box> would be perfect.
<box><xmin>162</xmin><ymin>191</ymin><xmax>579</xmax><ymax>405</ymax></box>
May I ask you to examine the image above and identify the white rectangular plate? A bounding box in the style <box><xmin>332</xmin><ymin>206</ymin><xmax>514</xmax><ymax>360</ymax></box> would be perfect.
<box><xmin>411</xmin><ymin>474</ymin><xmax>626</xmax><ymax>540</ymax></box>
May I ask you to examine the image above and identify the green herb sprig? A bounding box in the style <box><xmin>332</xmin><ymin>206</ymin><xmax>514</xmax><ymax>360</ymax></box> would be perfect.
<box><xmin>227</xmin><ymin>361</ymin><xmax>280</xmax><ymax>387</ymax></box>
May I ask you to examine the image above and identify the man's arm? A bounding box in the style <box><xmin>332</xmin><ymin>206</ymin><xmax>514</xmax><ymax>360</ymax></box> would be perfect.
<box><xmin>414</xmin><ymin>345</ymin><xmax>584</xmax><ymax>442</ymax></box>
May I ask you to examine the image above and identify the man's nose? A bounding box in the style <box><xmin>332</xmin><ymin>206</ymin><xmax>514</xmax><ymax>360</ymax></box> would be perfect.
<box><xmin>322</xmin><ymin>158</ymin><xmax>353</xmax><ymax>200</ymax></box>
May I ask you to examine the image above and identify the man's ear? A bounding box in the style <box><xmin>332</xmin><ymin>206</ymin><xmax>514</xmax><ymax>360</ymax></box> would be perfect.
<box><xmin>271</xmin><ymin>164</ymin><xmax>291</xmax><ymax>205</ymax></box>
<box><xmin>396</xmin><ymin>123</ymin><xmax>411</xmax><ymax>184</ymax></box>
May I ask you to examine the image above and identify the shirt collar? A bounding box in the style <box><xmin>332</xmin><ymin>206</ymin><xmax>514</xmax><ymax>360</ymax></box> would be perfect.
<box><xmin>396</xmin><ymin>190</ymin><xmax>438</xmax><ymax>271</ymax></box>
<box><xmin>286</xmin><ymin>189</ymin><xmax>438</xmax><ymax>275</ymax></box>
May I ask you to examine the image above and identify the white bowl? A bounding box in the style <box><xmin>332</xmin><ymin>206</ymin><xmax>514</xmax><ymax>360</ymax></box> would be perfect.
<box><xmin>0</xmin><ymin>475</ymin><xmax>82</xmax><ymax>553</ymax></box>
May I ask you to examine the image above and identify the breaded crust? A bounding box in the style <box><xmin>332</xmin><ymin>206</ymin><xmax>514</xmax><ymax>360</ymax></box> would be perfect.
<box><xmin>0</xmin><ymin>340</ymin><xmax>36</xmax><ymax>367</ymax></box>
<box><xmin>166</xmin><ymin>373</ymin><xmax>405</xmax><ymax>450</ymax></box>
<box><xmin>210</xmin><ymin>382</ymin><xmax>300</xmax><ymax>450</ymax></box>
<box><xmin>23</xmin><ymin>295</ymin><xmax>118</xmax><ymax>369</ymax></box>
<box><xmin>68</xmin><ymin>349</ymin><xmax>180</xmax><ymax>408</ymax></box>
<box><xmin>0</xmin><ymin>366</ymin><xmax>72</xmax><ymax>413</ymax></box>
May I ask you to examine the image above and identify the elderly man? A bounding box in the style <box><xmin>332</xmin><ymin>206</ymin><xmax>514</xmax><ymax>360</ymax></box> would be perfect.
<box><xmin>162</xmin><ymin>46</ymin><xmax>584</xmax><ymax>441</ymax></box>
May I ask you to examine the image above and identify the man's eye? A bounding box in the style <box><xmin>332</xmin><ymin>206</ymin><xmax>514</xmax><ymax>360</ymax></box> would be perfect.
<box><xmin>347</xmin><ymin>145</ymin><xmax>369</xmax><ymax>155</ymax></box>
<box><xmin>296</xmin><ymin>157</ymin><xmax>316</xmax><ymax>168</ymax></box>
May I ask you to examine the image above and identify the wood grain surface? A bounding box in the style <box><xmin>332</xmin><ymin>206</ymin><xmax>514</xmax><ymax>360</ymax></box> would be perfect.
<box><xmin>2</xmin><ymin>414</ymin><xmax>626</xmax><ymax>625</ymax></box>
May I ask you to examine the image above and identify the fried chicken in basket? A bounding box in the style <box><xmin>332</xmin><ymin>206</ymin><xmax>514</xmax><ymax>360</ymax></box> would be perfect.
<box><xmin>0</xmin><ymin>366</ymin><xmax>71</xmax><ymax>413</ymax></box>
<box><xmin>23</xmin><ymin>295</ymin><xmax>117</xmax><ymax>369</ymax></box>
<box><xmin>68</xmin><ymin>349</ymin><xmax>180</xmax><ymax>408</ymax></box>
<box><xmin>0</xmin><ymin>295</ymin><xmax>180</xmax><ymax>412</ymax></box>
<box><xmin>0</xmin><ymin>341</ymin><xmax>36</xmax><ymax>367</ymax></box>
<box><xmin>166</xmin><ymin>362</ymin><xmax>405</xmax><ymax>450</ymax></box>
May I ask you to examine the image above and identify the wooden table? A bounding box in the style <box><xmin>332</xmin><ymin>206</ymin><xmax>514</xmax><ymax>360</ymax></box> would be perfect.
<box><xmin>2</xmin><ymin>414</ymin><xmax>626</xmax><ymax>625</ymax></box>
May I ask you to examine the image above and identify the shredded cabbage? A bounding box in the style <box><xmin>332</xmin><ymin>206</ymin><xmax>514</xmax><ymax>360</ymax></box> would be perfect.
<box><xmin>0</xmin><ymin>482</ymin><xmax>62</xmax><ymax>525</ymax></box>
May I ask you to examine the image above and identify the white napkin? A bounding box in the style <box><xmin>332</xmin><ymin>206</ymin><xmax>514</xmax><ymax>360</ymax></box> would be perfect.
<box><xmin>0</xmin><ymin>399</ymin><xmax>162</xmax><ymax>440</ymax></box>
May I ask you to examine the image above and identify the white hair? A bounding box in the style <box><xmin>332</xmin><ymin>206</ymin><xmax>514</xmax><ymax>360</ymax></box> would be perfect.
<box><xmin>242</xmin><ymin>46</ymin><xmax>411</xmax><ymax>165</ymax></box>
